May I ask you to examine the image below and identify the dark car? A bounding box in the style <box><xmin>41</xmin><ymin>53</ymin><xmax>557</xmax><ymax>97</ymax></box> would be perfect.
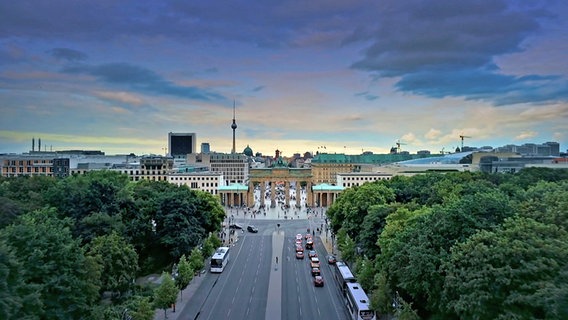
<box><xmin>305</xmin><ymin>239</ymin><xmax>314</xmax><ymax>249</ymax></box>
<box><xmin>314</xmin><ymin>275</ymin><xmax>324</xmax><ymax>287</ymax></box>
<box><xmin>311</xmin><ymin>267</ymin><xmax>321</xmax><ymax>277</ymax></box>
<box><xmin>247</xmin><ymin>225</ymin><xmax>258</xmax><ymax>233</ymax></box>
<box><xmin>308</xmin><ymin>250</ymin><xmax>318</xmax><ymax>258</ymax></box>
<box><xmin>327</xmin><ymin>255</ymin><xmax>337</xmax><ymax>264</ymax></box>
<box><xmin>229</xmin><ymin>223</ymin><xmax>243</xmax><ymax>230</ymax></box>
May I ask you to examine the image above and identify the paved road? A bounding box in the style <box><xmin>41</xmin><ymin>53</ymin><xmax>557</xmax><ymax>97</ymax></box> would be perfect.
<box><xmin>155</xmin><ymin>187</ymin><xmax>345</xmax><ymax>320</ymax></box>
<box><xmin>173</xmin><ymin>219</ymin><xmax>348</xmax><ymax>320</ymax></box>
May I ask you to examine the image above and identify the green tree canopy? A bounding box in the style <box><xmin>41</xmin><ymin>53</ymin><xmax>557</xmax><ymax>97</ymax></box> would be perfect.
<box><xmin>442</xmin><ymin>217</ymin><xmax>568</xmax><ymax>319</ymax></box>
<box><xmin>154</xmin><ymin>272</ymin><xmax>178</xmax><ymax>318</ymax></box>
<box><xmin>377</xmin><ymin>189</ymin><xmax>513</xmax><ymax>316</ymax></box>
<box><xmin>87</xmin><ymin>232</ymin><xmax>139</xmax><ymax>296</ymax></box>
<box><xmin>188</xmin><ymin>247</ymin><xmax>205</xmax><ymax>273</ymax></box>
<box><xmin>175</xmin><ymin>254</ymin><xmax>193</xmax><ymax>300</ymax></box>
<box><xmin>154</xmin><ymin>187</ymin><xmax>207</xmax><ymax>260</ymax></box>
<box><xmin>0</xmin><ymin>208</ymin><xmax>100</xmax><ymax>319</ymax></box>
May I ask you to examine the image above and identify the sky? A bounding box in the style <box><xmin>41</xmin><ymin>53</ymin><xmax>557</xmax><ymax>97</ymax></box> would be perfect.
<box><xmin>1</xmin><ymin>0</ymin><xmax>567</xmax><ymax>157</ymax></box>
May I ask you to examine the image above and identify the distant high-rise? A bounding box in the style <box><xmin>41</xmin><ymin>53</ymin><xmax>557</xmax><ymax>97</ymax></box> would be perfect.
<box><xmin>201</xmin><ymin>142</ymin><xmax>211</xmax><ymax>154</ymax></box>
<box><xmin>168</xmin><ymin>133</ymin><xmax>196</xmax><ymax>158</ymax></box>
<box><xmin>231</xmin><ymin>101</ymin><xmax>237</xmax><ymax>154</ymax></box>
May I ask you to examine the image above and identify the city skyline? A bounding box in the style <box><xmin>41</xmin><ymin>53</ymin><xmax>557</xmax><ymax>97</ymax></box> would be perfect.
<box><xmin>1</xmin><ymin>1</ymin><xmax>567</xmax><ymax>156</ymax></box>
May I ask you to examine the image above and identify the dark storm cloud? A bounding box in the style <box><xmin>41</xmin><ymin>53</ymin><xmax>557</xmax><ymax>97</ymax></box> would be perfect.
<box><xmin>0</xmin><ymin>0</ymin><xmax>376</xmax><ymax>47</ymax></box>
<box><xmin>252</xmin><ymin>86</ymin><xmax>265</xmax><ymax>92</ymax></box>
<box><xmin>63</xmin><ymin>63</ymin><xmax>225</xmax><ymax>101</ymax></box>
<box><xmin>350</xmin><ymin>0</ymin><xmax>568</xmax><ymax>105</ymax></box>
<box><xmin>355</xmin><ymin>91</ymin><xmax>379</xmax><ymax>101</ymax></box>
<box><xmin>48</xmin><ymin>48</ymin><xmax>87</xmax><ymax>62</ymax></box>
<box><xmin>396</xmin><ymin>68</ymin><xmax>567</xmax><ymax>105</ymax></box>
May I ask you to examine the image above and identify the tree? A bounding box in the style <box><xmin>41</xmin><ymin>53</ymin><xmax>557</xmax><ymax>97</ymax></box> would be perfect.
<box><xmin>175</xmin><ymin>254</ymin><xmax>193</xmax><ymax>300</ymax></box>
<box><xmin>188</xmin><ymin>247</ymin><xmax>205</xmax><ymax>273</ymax></box>
<box><xmin>202</xmin><ymin>234</ymin><xmax>222</xmax><ymax>258</ymax></box>
<box><xmin>128</xmin><ymin>296</ymin><xmax>154</xmax><ymax>320</ymax></box>
<box><xmin>87</xmin><ymin>232</ymin><xmax>139</xmax><ymax>297</ymax></box>
<box><xmin>79</xmin><ymin>212</ymin><xmax>125</xmax><ymax>244</ymax></box>
<box><xmin>0</xmin><ymin>208</ymin><xmax>100</xmax><ymax>319</ymax></box>
<box><xmin>336</xmin><ymin>228</ymin><xmax>357</xmax><ymax>264</ymax></box>
<box><xmin>442</xmin><ymin>217</ymin><xmax>568</xmax><ymax>319</ymax></box>
<box><xmin>0</xmin><ymin>175</ymin><xmax>56</xmax><ymax>228</ymax></box>
<box><xmin>192</xmin><ymin>190</ymin><xmax>226</xmax><ymax>233</ymax></box>
<box><xmin>358</xmin><ymin>204</ymin><xmax>395</xmax><ymax>258</ymax></box>
<box><xmin>377</xmin><ymin>189</ymin><xmax>513</xmax><ymax>316</ymax></box>
<box><xmin>327</xmin><ymin>183</ymin><xmax>395</xmax><ymax>238</ymax></box>
<box><xmin>154</xmin><ymin>272</ymin><xmax>178</xmax><ymax>319</ymax></box>
<box><xmin>355</xmin><ymin>256</ymin><xmax>376</xmax><ymax>292</ymax></box>
<box><xmin>45</xmin><ymin>171</ymin><xmax>131</xmax><ymax>223</ymax></box>
<box><xmin>0</xmin><ymin>239</ymin><xmax>41</xmax><ymax>320</ymax></box>
<box><xmin>517</xmin><ymin>180</ymin><xmax>568</xmax><ymax>230</ymax></box>
<box><xmin>154</xmin><ymin>187</ymin><xmax>207</xmax><ymax>260</ymax></box>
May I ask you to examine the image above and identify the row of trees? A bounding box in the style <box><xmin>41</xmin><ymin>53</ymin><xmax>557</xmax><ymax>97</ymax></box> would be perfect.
<box><xmin>327</xmin><ymin>168</ymin><xmax>568</xmax><ymax>319</ymax></box>
<box><xmin>0</xmin><ymin>171</ymin><xmax>225</xmax><ymax>319</ymax></box>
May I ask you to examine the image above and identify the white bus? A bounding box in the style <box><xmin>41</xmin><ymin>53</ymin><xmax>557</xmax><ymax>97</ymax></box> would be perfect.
<box><xmin>210</xmin><ymin>247</ymin><xmax>230</xmax><ymax>273</ymax></box>
<box><xmin>345</xmin><ymin>282</ymin><xmax>376</xmax><ymax>320</ymax></box>
<box><xmin>335</xmin><ymin>261</ymin><xmax>357</xmax><ymax>295</ymax></box>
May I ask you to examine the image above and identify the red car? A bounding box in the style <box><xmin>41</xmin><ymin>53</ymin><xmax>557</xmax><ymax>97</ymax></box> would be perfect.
<box><xmin>314</xmin><ymin>275</ymin><xmax>324</xmax><ymax>287</ymax></box>
<box><xmin>296</xmin><ymin>251</ymin><xmax>305</xmax><ymax>259</ymax></box>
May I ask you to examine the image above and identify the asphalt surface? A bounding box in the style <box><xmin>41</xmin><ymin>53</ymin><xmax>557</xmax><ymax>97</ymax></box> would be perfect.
<box><xmin>153</xmin><ymin>189</ymin><xmax>346</xmax><ymax>320</ymax></box>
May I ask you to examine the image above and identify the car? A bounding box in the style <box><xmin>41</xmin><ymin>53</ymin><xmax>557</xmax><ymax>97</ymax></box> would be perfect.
<box><xmin>313</xmin><ymin>275</ymin><xmax>324</xmax><ymax>287</ymax></box>
<box><xmin>310</xmin><ymin>257</ymin><xmax>320</xmax><ymax>268</ymax></box>
<box><xmin>296</xmin><ymin>251</ymin><xmax>305</xmax><ymax>259</ymax></box>
<box><xmin>295</xmin><ymin>245</ymin><xmax>304</xmax><ymax>252</ymax></box>
<box><xmin>311</xmin><ymin>267</ymin><xmax>321</xmax><ymax>277</ymax></box>
<box><xmin>229</xmin><ymin>223</ymin><xmax>243</xmax><ymax>230</ymax></box>
<box><xmin>308</xmin><ymin>250</ymin><xmax>318</xmax><ymax>258</ymax></box>
<box><xmin>247</xmin><ymin>225</ymin><xmax>258</xmax><ymax>233</ymax></box>
<box><xmin>327</xmin><ymin>255</ymin><xmax>337</xmax><ymax>264</ymax></box>
<box><xmin>295</xmin><ymin>238</ymin><xmax>302</xmax><ymax>245</ymax></box>
<box><xmin>305</xmin><ymin>240</ymin><xmax>314</xmax><ymax>249</ymax></box>
<box><xmin>296</xmin><ymin>234</ymin><xmax>303</xmax><ymax>241</ymax></box>
<box><xmin>305</xmin><ymin>233</ymin><xmax>311</xmax><ymax>240</ymax></box>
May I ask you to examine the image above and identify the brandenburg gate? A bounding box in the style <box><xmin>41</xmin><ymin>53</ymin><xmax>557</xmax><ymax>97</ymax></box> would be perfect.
<box><xmin>247</xmin><ymin>160</ymin><xmax>314</xmax><ymax>208</ymax></box>
<box><xmin>218</xmin><ymin>158</ymin><xmax>344</xmax><ymax>208</ymax></box>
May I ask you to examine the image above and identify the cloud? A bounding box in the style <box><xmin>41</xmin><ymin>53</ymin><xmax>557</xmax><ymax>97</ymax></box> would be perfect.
<box><xmin>350</xmin><ymin>0</ymin><xmax>568</xmax><ymax>106</ymax></box>
<box><xmin>252</xmin><ymin>86</ymin><xmax>265</xmax><ymax>92</ymax></box>
<box><xmin>354</xmin><ymin>91</ymin><xmax>379</xmax><ymax>101</ymax></box>
<box><xmin>0</xmin><ymin>0</ymin><xmax>377</xmax><ymax>48</ymax></box>
<box><xmin>48</xmin><ymin>48</ymin><xmax>87</xmax><ymax>62</ymax></box>
<box><xmin>515</xmin><ymin>131</ymin><xmax>538</xmax><ymax>140</ymax></box>
<box><xmin>425</xmin><ymin>128</ymin><xmax>442</xmax><ymax>140</ymax></box>
<box><xmin>93</xmin><ymin>91</ymin><xmax>144</xmax><ymax>105</ymax></box>
<box><xmin>62</xmin><ymin>63</ymin><xmax>226</xmax><ymax>101</ymax></box>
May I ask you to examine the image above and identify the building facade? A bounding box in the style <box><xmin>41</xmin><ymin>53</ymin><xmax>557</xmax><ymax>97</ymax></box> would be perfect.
<box><xmin>168</xmin><ymin>171</ymin><xmax>224</xmax><ymax>195</ymax></box>
<box><xmin>168</xmin><ymin>132</ymin><xmax>196</xmax><ymax>158</ymax></box>
<box><xmin>1</xmin><ymin>154</ymin><xmax>55</xmax><ymax>177</ymax></box>
<box><xmin>187</xmin><ymin>152</ymin><xmax>249</xmax><ymax>185</ymax></box>
<box><xmin>337</xmin><ymin>172</ymin><xmax>393</xmax><ymax>188</ymax></box>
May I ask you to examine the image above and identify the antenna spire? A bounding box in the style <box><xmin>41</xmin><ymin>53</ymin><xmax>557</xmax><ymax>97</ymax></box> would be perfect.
<box><xmin>231</xmin><ymin>100</ymin><xmax>238</xmax><ymax>153</ymax></box>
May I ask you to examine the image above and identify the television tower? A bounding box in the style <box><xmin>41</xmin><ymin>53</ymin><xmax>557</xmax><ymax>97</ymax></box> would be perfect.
<box><xmin>231</xmin><ymin>100</ymin><xmax>237</xmax><ymax>154</ymax></box>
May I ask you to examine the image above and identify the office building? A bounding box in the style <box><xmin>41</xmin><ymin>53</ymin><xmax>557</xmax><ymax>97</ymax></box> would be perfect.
<box><xmin>168</xmin><ymin>133</ymin><xmax>196</xmax><ymax>158</ymax></box>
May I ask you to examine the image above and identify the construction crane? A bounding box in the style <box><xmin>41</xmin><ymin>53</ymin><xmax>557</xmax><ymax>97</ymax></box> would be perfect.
<box><xmin>459</xmin><ymin>135</ymin><xmax>471</xmax><ymax>151</ymax></box>
<box><xmin>395</xmin><ymin>140</ymin><xmax>407</xmax><ymax>153</ymax></box>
